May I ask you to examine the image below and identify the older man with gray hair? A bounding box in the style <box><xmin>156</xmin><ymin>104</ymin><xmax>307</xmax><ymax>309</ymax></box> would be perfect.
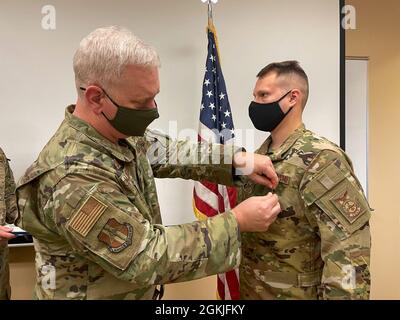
<box><xmin>16</xmin><ymin>26</ymin><xmax>281</xmax><ymax>300</ymax></box>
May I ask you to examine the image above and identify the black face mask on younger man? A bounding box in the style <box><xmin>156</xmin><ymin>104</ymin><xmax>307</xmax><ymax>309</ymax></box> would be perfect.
<box><xmin>248</xmin><ymin>90</ymin><xmax>293</xmax><ymax>132</ymax></box>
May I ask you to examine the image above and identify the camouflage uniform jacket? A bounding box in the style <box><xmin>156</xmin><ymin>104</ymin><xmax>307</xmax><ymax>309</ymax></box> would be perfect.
<box><xmin>16</xmin><ymin>106</ymin><xmax>242</xmax><ymax>300</ymax></box>
<box><xmin>0</xmin><ymin>147</ymin><xmax>18</xmax><ymax>300</ymax></box>
<box><xmin>238</xmin><ymin>125</ymin><xmax>371</xmax><ymax>300</ymax></box>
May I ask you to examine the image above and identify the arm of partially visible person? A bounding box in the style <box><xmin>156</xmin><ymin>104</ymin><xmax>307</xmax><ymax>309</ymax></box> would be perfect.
<box><xmin>4</xmin><ymin>157</ymin><xmax>18</xmax><ymax>225</ymax></box>
<box><xmin>0</xmin><ymin>151</ymin><xmax>18</xmax><ymax>244</ymax></box>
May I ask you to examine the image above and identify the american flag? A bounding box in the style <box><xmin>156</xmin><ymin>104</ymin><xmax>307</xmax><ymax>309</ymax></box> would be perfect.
<box><xmin>193</xmin><ymin>24</ymin><xmax>240</xmax><ymax>300</ymax></box>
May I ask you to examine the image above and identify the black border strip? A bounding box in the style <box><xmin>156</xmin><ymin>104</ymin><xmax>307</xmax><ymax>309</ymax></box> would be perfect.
<box><xmin>340</xmin><ymin>0</ymin><xmax>346</xmax><ymax>150</ymax></box>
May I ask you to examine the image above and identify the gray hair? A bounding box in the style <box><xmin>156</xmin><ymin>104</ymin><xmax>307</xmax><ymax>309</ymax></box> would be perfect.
<box><xmin>73</xmin><ymin>26</ymin><xmax>160</xmax><ymax>90</ymax></box>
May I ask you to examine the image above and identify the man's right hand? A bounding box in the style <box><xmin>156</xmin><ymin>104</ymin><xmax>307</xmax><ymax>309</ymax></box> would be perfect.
<box><xmin>232</xmin><ymin>193</ymin><xmax>281</xmax><ymax>232</ymax></box>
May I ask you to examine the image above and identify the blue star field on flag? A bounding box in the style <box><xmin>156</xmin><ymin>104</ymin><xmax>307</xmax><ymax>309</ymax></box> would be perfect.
<box><xmin>199</xmin><ymin>30</ymin><xmax>235</xmax><ymax>143</ymax></box>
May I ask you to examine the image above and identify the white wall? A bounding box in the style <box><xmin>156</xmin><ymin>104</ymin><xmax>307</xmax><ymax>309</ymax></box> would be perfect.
<box><xmin>0</xmin><ymin>0</ymin><xmax>341</xmax><ymax>225</ymax></box>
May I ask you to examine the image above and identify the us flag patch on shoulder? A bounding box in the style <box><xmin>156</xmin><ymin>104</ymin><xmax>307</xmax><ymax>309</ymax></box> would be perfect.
<box><xmin>69</xmin><ymin>196</ymin><xmax>108</xmax><ymax>237</ymax></box>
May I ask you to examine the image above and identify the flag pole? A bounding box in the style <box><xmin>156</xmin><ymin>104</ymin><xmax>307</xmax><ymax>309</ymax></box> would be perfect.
<box><xmin>202</xmin><ymin>0</ymin><xmax>217</xmax><ymax>28</ymax></box>
<box><xmin>203</xmin><ymin>0</ymin><xmax>221</xmax><ymax>62</ymax></box>
<box><xmin>207</xmin><ymin>1</ymin><xmax>213</xmax><ymax>28</ymax></box>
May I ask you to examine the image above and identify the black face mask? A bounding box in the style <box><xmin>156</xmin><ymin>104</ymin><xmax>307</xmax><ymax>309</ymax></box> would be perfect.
<box><xmin>248</xmin><ymin>90</ymin><xmax>293</xmax><ymax>132</ymax></box>
<box><xmin>80</xmin><ymin>87</ymin><xmax>159</xmax><ymax>137</ymax></box>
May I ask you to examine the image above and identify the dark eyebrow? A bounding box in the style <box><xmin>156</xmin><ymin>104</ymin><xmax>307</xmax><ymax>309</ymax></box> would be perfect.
<box><xmin>255</xmin><ymin>90</ymin><xmax>269</xmax><ymax>96</ymax></box>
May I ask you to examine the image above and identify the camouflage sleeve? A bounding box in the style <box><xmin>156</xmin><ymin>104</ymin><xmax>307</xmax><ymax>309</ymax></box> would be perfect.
<box><xmin>50</xmin><ymin>171</ymin><xmax>241</xmax><ymax>286</ymax></box>
<box><xmin>144</xmin><ymin>129</ymin><xmax>243</xmax><ymax>186</ymax></box>
<box><xmin>300</xmin><ymin>150</ymin><xmax>371</xmax><ymax>300</ymax></box>
<box><xmin>0</xmin><ymin>150</ymin><xmax>18</xmax><ymax>225</ymax></box>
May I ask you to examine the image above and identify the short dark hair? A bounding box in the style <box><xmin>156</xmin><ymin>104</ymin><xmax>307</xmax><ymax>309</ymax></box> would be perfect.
<box><xmin>257</xmin><ymin>61</ymin><xmax>309</xmax><ymax>106</ymax></box>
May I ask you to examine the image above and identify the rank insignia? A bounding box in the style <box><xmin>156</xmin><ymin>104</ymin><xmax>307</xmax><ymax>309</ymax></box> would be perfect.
<box><xmin>277</xmin><ymin>173</ymin><xmax>290</xmax><ymax>185</ymax></box>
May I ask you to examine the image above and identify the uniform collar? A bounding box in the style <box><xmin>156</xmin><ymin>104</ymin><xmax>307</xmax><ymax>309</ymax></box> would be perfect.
<box><xmin>258</xmin><ymin>124</ymin><xmax>306</xmax><ymax>161</ymax></box>
<box><xmin>65</xmin><ymin>105</ymin><xmax>134</xmax><ymax>162</ymax></box>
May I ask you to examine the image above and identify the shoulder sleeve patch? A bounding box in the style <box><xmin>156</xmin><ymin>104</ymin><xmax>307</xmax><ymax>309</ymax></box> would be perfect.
<box><xmin>97</xmin><ymin>218</ymin><xmax>134</xmax><ymax>253</ymax></box>
<box><xmin>301</xmin><ymin>161</ymin><xmax>346</xmax><ymax>205</ymax></box>
<box><xmin>69</xmin><ymin>196</ymin><xmax>107</xmax><ymax>237</ymax></box>
<box><xmin>66</xmin><ymin>191</ymin><xmax>147</xmax><ymax>270</ymax></box>
<box><xmin>301</xmin><ymin>161</ymin><xmax>371</xmax><ymax>236</ymax></box>
<box><xmin>330</xmin><ymin>187</ymin><xmax>367</xmax><ymax>224</ymax></box>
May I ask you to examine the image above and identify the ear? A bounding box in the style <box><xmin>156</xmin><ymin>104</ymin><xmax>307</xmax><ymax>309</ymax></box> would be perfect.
<box><xmin>84</xmin><ymin>86</ymin><xmax>106</xmax><ymax>115</ymax></box>
<box><xmin>289</xmin><ymin>89</ymin><xmax>301</xmax><ymax>107</ymax></box>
